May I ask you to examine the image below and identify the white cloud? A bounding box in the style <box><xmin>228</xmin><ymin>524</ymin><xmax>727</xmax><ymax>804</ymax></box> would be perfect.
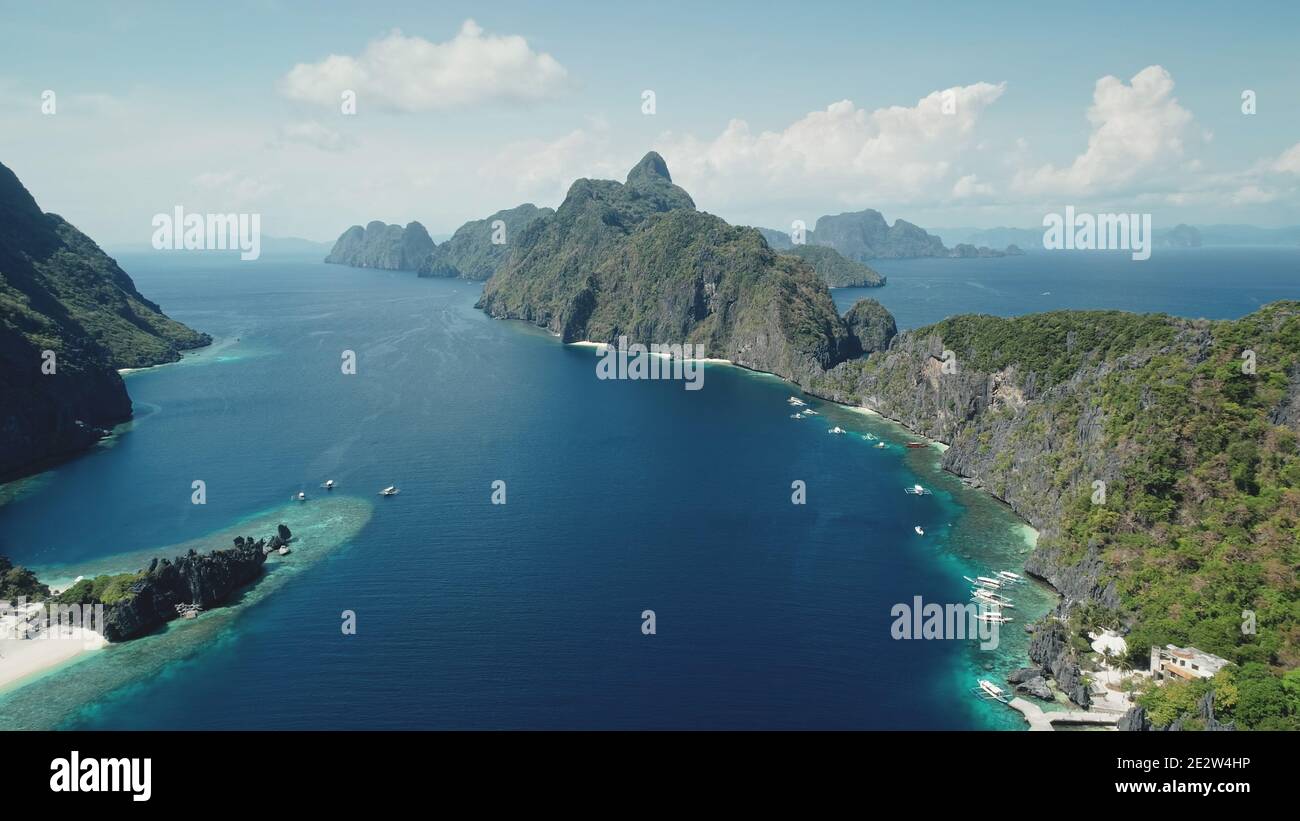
<box><xmin>952</xmin><ymin>174</ymin><xmax>993</xmax><ymax>199</ymax></box>
<box><xmin>1230</xmin><ymin>185</ymin><xmax>1278</xmax><ymax>205</ymax></box>
<box><xmin>280</xmin><ymin>20</ymin><xmax>567</xmax><ymax>112</ymax></box>
<box><xmin>482</xmin><ymin>125</ymin><xmax>629</xmax><ymax>203</ymax></box>
<box><xmin>1014</xmin><ymin>65</ymin><xmax>1194</xmax><ymax>196</ymax></box>
<box><xmin>657</xmin><ymin>83</ymin><xmax>1006</xmax><ymax>209</ymax></box>
<box><xmin>274</xmin><ymin>121</ymin><xmax>352</xmax><ymax>152</ymax></box>
<box><xmin>1273</xmin><ymin>143</ymin><xmax>1300</xmax><ymax>174</ymax></box>
<box><xmin>192</xmin><ymin>171</ymin><xmax>278</xmax><ymax>204</ymax></box>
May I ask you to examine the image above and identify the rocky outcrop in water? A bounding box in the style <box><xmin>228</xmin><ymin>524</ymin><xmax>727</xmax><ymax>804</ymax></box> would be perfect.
<box><xmin>948</xmin><ymin>243</ymin><xmax>1021</xmax><ymax>258</ymax></box>
<box><xmin>809</xmin><ymin>209</ymin><xmax>948</xmax><ymax>260</ymax></box>
<box><xmin>94</xmin><ymin>534</ymin><xmax>275</xmax><ymax>642</ymax></box>
<box><xmin>325</xmin><ymin>220</ymin><xmax>434</xmax><ymax>271</ymax></box>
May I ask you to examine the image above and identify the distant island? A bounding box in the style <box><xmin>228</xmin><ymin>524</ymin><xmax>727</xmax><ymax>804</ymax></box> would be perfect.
<box><xmin>0</xmin><ymin>160</ymin><xmax>210</xmax><ymax>481</ymax></box>
<box><xmin>760</xmin><ymin>213</ymin><xmax>1024</xmax><ymax>260</ymax></box>
<box><xmin>323</xmin><ymin>167</ymin><xmax>883</xmax><ymax>292</ymax></box>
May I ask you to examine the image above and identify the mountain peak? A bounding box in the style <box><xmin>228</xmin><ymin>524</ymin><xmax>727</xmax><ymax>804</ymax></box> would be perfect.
<box><xmin>627</xmin><ymin>151</ymin><xmax>671</xmax><ymax>184</ymax></box>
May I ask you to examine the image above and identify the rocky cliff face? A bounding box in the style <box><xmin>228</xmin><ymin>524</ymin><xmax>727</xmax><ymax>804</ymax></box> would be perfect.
<box><xmin>95</xmin><ymin>530</ymin><xmax>285</xmax><ymax>642</ymax></box>
<box><xmin>807</xmin><ymin>313</ymin><xmax>1181</xmax><ymax>621</ymax></box>
<box><xmin>0</xmin><ymin>160</ymin><xmax>210</xmax><ymax>480</ymax></box>
<box><xmin>476</xmin><ymin>152</ymin><xmax>852</xmax><ymax>386</ymax></box>
<box><xmin>842</xmin><ymin>298</ymin><xmax>897</xmax><ymax>356</ymax></box>
<box><xmin>811</xmin><ymin>302</ymin><xmax>1300</xmax><ymax>681</ymax></box>
<box><xmin>1026</xmin><ymin>621</ymin><xmax>1092</xmax><ymax>707</ymax></box>
<box><xmin>782</xmin><ymin>244</ymin><xmax>885</xmax><ymax>287</ymax></box>
<box><xmin>325</xmin><ymin>220</ymin><xmax>434</xmax><ymax>270</ymax></box>
<box><xmin>1119</xmin><ymin>690</ymin><xmax>1235</xmax><ymax>731</ymax></box>
<box><xmin>811</xmin><ymin>210</ymin><xmax>948</xmax><ymax>260</ymax></box>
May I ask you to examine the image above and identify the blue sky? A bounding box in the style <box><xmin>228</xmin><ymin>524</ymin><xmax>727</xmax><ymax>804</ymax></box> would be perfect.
<box><xmin>1</xmin><ymin>0</ymin><xmax>1298</xmax><ymax>243</ymax></box>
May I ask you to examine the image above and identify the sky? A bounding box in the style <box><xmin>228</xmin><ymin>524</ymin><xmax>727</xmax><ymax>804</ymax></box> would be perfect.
<box><xmin>1</xmin><ymin>0</ymin><xmax>1298</xmax><ymax>245</ymax></box>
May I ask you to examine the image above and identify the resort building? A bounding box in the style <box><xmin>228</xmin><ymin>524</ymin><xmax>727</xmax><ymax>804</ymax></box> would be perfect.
<box><xmin>1149</xmin><ymin>645</ymin><xmax>1232</xmax><ymax>683</ymax></box>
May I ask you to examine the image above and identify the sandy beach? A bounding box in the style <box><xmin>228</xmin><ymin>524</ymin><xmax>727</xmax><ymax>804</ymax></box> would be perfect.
<box><xmin>568</xmin><ymin>339</ymin><xmax>733</xmax><ymax>364</ymax></box>
<box><xmin>0</xmin><ymin>628</ymin><xmax>106</xmax><ymax>693</ymax></box>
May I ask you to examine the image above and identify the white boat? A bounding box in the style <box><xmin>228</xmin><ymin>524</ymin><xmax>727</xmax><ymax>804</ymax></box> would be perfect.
<box><xmin>874</xmin><ymin>442</ymin><xmax>886</xmax><ymax>449</ymax></box>
<box><xmin>964</xmin><ymin>575</ymin><xmax>1001</xmax><ymax>589</ymax></box>
<box><xmin>380</xmin><ymin>486</ymin><xmax>399</xmax><ymax>496</ymax></box>
<box><xmin>972</xmin><ymin>590</ymin><xmax>1014</xmax><ymax>606</ymax></box>
<box><xmin>904</xmin><ymin>484</ymin><xmax>932</xmax><ymax>495</ymax></box>
<box><xmin>803</xmin><ymin>409</ymin><xmax>818</xmax><ymax>415</ymax></box>
<box><xmin>294</xmin><ymin>491</ymin><xmax>306</xmax><ymax>501</ymax></box>
<box><xmin>976</xmin><ymin>576</ymin><xmax>1005</xmax><ymax>588</ymax></box>
<box><xmin>975</xmin><ymin>613</ymin><xmax>1013</xmax><ymax>624</ymax></box>
<box><xmin>323</xmin><ymin>479</ymin><xmax>335</xmax><ymax>490</ymax></box>
<box><xmin>914</xmin><ymin>526</ymin><xmax>925</xmax><ymax>535</ymax></box>
<box><xmin>789</xmin><ymin>413</ymin><xmax>803</xmax><ymax>419</ymax></box>
<box><xmin>974</xmin><ymin>680</ymin><xmax>1009</xmax><ymax>702</ymax></box>
<box><xmin>829</xmin><ymin>426</ymin><xmax>846</xmax><ymax>434</ymax></box>
<box><xmin>997</xmin><ymin>571</ymin><xmax>1024</xmax><ymax>582</ymax></box>
<box><xmin>787</xmin><ymin>397</ymin><xmax>806</xmax><ymax>406</ymax></box>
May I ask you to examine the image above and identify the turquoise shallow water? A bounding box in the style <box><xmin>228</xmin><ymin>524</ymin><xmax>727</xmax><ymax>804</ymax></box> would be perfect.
<box><xmin>1</xmin><ymin>252</ymin><xmax>1061</xmax><ymax>729</ymax></box>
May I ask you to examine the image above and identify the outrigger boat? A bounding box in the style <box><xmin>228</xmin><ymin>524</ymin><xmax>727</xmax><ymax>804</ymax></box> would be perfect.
<box><xmin>786</xmin><ymin>397</ymin><xmax>807</xmax><ymax>407</ymax></box>
<box><xmin>975</xmin><ymin>613</ymin><xmax>1013</xmax><ymax>624</ymax></box>
<box><xmin>976</xmin><ymin>576</ymin><xmax>1005</xmax><ymax>588</ymax></box>
<box><xmin>964</xmin><ymin>575</ymin><xmax>1002</xmax><ymax>589</ymax></box>
<box><xmin>971</xmin><ymin>680</ymin><xmax>1009</xmax><ymax>703</ymax></box>
<box><xmin>904</xmin><ymin>484</ymin><xmax>932</xmax><ymax>495</ymax></box>
<box><xmin>380</xmin><ymin>486</ymin><xmax>400</xmax><ymax>497</ymax></box>
<box><xmin>874</xmin><ymin>442</ymin><xmax>886</xmax><ymax>449</ymax></box>
<box><xmin>972</xmin><ymin>590</ymin><xmax>1014</xmax><ymax>607</ymax></box>
<box><xmin>997</xmin><ymin>570</ymin><xmax>1024</xmax><ymax>583</ymax></box>
<box><xmin>829</xmin><ymin>426</ymin><xmax>846</xmax><ymax>434</ymax></box>
<box><xmin>905</xmin><ymin>441</ymin><xmax>928</xmax><ymax>449</ymax></box>
<box><xmin>914</xmin><ymin>526</ymin><xmax>925</xmax><ymax>535</ymax></box>
<box><xmin>293</xmin><ymin>491</ymin><xmax>307</xmax><ymax>501</ymax></box>
<box><xmin>323</xmin><ymin>479</ymin><xmax>336</xmax><ymax>490</ymax></box>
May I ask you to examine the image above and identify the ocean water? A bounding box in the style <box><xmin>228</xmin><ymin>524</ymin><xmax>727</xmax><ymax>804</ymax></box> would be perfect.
<box><xmin>29</xmin><ymin>248</ymin><xmax>1296</xmax><ymax>728</ymax></box>
<box><xmin>10</xmin><ymin>246</ymin><xmax>1300</xmax><ymax>727</ymax></box>
<box><xmin>835</xmin><ymin>247</ymin><xmax>1300</xmax><ymax>330</ymax></box>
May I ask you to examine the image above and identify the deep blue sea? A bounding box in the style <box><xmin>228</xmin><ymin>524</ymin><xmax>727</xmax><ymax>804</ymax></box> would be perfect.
<box><xmin>3</xmin><ymin>246</ymin><xmax>1295</xmax><ymax>730</ymax></box>
<box><xmin>836</xmin><ymin>247</ymin><xmax>1300</xmax><ymax>329</ymax></box>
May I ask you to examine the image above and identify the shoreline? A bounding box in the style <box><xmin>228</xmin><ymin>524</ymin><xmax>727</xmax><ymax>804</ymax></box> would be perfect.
<box><xmin>0</xmin><ymin>628</ymin><xmax>107</xmax><ymax>694</ymax></box>
<box><xmin>118</xmin><ymin>335</ymin><xmax>226</xmax><ymax>376</ymax></box>
<box><xmin>567</xmin><ymin>339</ymin><xmax>734</xmax><ymax>364</ymax></box>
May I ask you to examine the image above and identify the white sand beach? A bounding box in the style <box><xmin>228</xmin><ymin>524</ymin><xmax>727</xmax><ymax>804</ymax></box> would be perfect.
<box><xmin>0</xmin><ymin>629</ymin><xmax>106</xmax><ymax>692</ymax></box>
<box><xmin>568</xmin><ymin>339</ymin><xmax>733</xmax><ymax>364</ymax></box>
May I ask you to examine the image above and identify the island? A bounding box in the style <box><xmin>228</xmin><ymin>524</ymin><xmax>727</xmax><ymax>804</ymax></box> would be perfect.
<box><xmin>0</xmin><ymin>161</ymin><xmax>211</xmax><ymax>481</ymax></box>
<box><xmin>470</xmin><ymin>151</ymin><xmax>1300</xmax><ymax>730</ymax></box>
